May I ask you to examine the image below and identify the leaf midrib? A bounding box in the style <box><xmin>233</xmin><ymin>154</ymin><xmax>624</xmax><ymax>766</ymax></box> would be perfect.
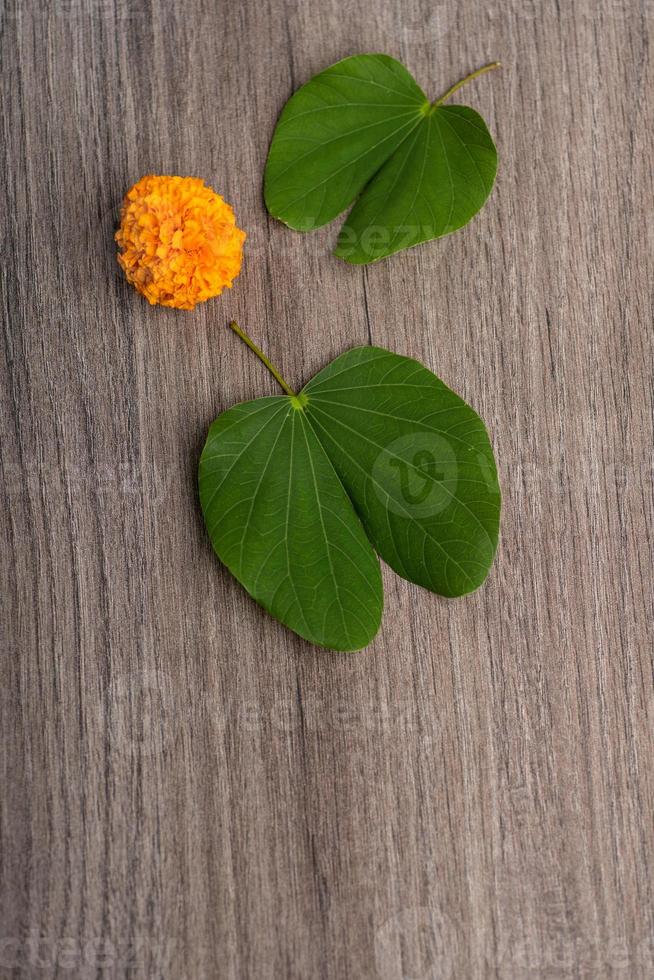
<box><xmin>307</xmin><ymin>401</ymin><xmax>496</xmax><ymax>548</ymax></box>
<box><xmin>307</xmin><ymin>394</ymin><xmax>488</xmax><ymax>455</ymax></box>
<box><xmin>297</xmin><ymin>411</ymin><xmax>351</xmax><ymax>646</ymax></box>
<box><xmin>271</xmin><ymin>110</ymin><xmax>426</xmax><ymax>216</ymax></box>
<box><xmin>307</xmin><ymin>405</ymin><xmax>479</xmax><ymax>591</ymax></box>
<box><xmin>201</xmin><ymin>401</ymin><xmax>289</xmax><ymax>515</ymax></box>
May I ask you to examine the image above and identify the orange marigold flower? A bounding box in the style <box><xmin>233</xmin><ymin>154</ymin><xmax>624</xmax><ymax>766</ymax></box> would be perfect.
<box><xmin>115</xmin><ymin>175</ymin><xmax>246</xmax><ymax>310</ymax></box>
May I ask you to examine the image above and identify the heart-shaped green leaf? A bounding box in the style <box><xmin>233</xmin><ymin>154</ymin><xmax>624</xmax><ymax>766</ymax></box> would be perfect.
<box><xmin>199</xmin><ymin>328</ymin><xmax>501</xmax><ymax>650</ymax></box>
<box><xmin>264</xmin><ymin>54</ymin><xmax>499</xmax><ymax>264</ymax></box>
<box><xmin>303</xmin><ymin>347</ymin><xmax>501</xmax><ymax>596</ymax></box>
<box><xmin>199</xmin><ymin>395</ymin><xmax>383</xmax><ymax>651</ymax></box>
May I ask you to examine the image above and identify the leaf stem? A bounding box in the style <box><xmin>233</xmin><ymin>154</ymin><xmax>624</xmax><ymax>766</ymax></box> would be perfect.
<box><xmin>228</xmin><ymin>321</ymin><xmax>296</xmax><ymax>397</ymax></box>
<box><xmin>433</xmin><ymin>61</ymin><xmax>501</xmax><ymax>107</ymax></box>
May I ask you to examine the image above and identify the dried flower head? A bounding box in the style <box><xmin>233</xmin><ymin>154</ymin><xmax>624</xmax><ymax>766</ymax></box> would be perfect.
<box><xmin>115</xmin><ymin>175</ymin><xmax>246</xmax><ymax>310</ymax></box>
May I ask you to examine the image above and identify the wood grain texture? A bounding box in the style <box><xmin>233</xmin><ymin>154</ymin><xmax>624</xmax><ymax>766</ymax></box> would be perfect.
<box><xmin>1</xmin><ymin>0</ymin><xmax>653</xmax><ymax>977</ymax></box>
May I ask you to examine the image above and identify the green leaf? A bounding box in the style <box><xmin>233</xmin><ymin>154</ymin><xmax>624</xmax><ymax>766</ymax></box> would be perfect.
<box><xmin>334</xmin><ymin>106</ymin><xmax>497</xmax><ymax>264</ymax></box>
<box><xmin>264</xmin><ymin>54</ymin><xmax>499</xmax><ymax>264</ymax></box>
<box><xmin>264</xmin><ymin>54</ymin><xmax>429</xmax><ymax>231</ymax></box>
<box><xmin>303</xmin><ymin>348</ymin><xmax>501</xmax><ymax>596</ymax></box>
<box><xmin>199</xmin><ymin>332</ymin><xmax>501</xmax><ymax>650</ymax></box>
<box><xmin>199</xmin><ymin>396</ymin><xmax>383</xmax><ymax>652</ymax></box>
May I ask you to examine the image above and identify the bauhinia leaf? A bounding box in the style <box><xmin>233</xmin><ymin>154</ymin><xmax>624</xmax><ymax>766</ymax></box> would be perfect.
<box><xmin>198</xmin><ymin>396</ymin><xmax>383</xmax><ymax>652</ymax></box>
<box><xmin>264</xmin><ymin>55</ymin><xmax>428</xmax><ymax>232</ymax></box>
<box><xmin>199</xmin><ymin>324</ymin><xmax>501</xmax><ymax>651</ymax></box>
<box><xmin>303</xmin><ymin>347</ymin><xmax>501</xmax><ymax>596</ymax></box>
<box><xmin>264</xmin><ymin>55</ymin><xmax>500</xmax><ymax>264</ymax></box>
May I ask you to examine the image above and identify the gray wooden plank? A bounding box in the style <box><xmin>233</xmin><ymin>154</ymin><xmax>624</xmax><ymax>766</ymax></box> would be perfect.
<box><xmin>1</xmin><ymin>0</ymin><xmax>652</xmax><ymax>977</ymax></box>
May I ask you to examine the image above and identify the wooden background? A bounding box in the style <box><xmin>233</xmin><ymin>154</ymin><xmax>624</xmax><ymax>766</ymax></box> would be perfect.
<box><xmin>1</xmin><ymin>0</ymin><xmax>653</xmax><ymax>976</ymax></box>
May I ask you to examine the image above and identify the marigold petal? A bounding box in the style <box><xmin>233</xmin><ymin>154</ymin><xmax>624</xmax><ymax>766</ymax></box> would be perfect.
<box><xmin>115</xmin><ymin>174</ymin><xmax>246</xmax><ymax>310</ymax></box>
